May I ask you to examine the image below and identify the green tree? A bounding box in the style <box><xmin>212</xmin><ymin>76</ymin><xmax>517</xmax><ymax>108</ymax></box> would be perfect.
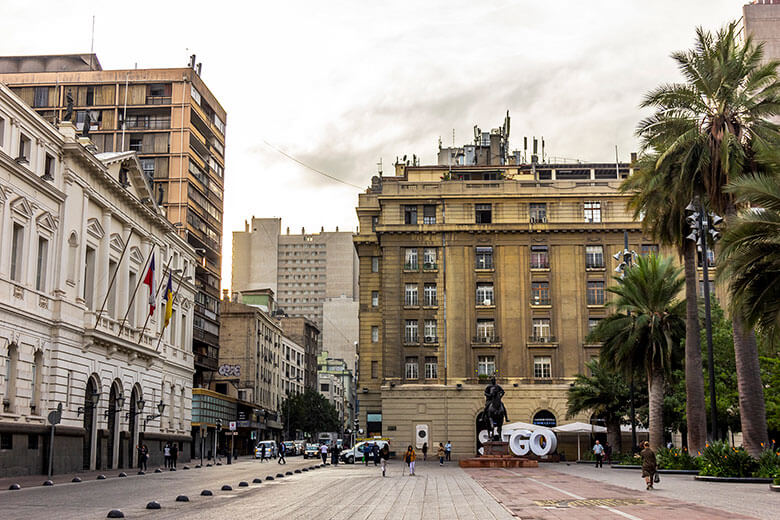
<box><xmin>635</xmin><ymin>22</ymin><xmax>780</xmax><ymax>455</ymax></box>
<box><xmin>588</xmin><ymin>254</ymin><xmax>686</xmax><ymax>449</ymax></box>
<box><xmin>280</xmin><ymin>389</ymin><xmax>339</xmax><ymax>439</ymax></box>
<box><xmin>566</xmin><ymin>359</ymin><xmax>632</xmax><ymax>454</ymax></box>
<box><xmin>622</xmin><ymin>152</ymin><xmax>707</xmax><ymax>454</ymax></box>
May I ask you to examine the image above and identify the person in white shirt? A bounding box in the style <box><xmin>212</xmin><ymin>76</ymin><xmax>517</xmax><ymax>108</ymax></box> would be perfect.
<box><xmin>593</xmin><ymin>440</ymin><xmax>605</xmax><ymax>468</ymax></box>
<box><xmin>320</xmin><ymin>443</ymin><xmax>328</xmax><ymax>464</ymax></box>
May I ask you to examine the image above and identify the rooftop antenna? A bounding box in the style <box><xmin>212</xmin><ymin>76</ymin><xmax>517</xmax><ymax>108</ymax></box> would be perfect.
<box><xmin>452</xmin><ymin>128</ymin><xmax>455</xmax><ymax>147</ymax></box>
<box><xmin>89</xmin><ymin>15</ymin><xmax>95</xmax><ymax>70</ymax></box>
<box><xmin>615</xmin><ymin>145</ymin><xmax>620</xmax><ymax>178</ymax></box>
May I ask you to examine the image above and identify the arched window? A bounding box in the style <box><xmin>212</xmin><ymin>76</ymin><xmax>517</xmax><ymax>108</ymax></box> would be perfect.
<box><xmin>532</xmin><ymin>410</ymin><xmax>557</xmax><ymax>428</ymax></box>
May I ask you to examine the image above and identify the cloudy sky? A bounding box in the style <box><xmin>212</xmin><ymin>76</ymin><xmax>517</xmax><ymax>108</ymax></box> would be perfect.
<box><xmin>2</xmin><ymin>1</ymin><xmax>746</xmax><ymax>288</ymax></box>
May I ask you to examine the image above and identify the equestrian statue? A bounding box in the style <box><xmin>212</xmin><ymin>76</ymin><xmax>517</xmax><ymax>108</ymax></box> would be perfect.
<box><xmin>477</xmin><ymin>377</ymin><xmax>509</xmax><ymax>442</ymax></box>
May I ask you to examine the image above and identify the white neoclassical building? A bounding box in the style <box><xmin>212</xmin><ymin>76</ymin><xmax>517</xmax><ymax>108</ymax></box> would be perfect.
<box><xmin>0</xmin><ymin>83</ymin><xmax>197</xmax><ymax>476</ymax></box>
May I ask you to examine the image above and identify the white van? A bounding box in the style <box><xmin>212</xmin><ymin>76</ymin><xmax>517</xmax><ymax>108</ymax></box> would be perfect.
<box><xmin>340</xmin><ymin>440</ymin><xmax>389</xmax><ymax>464</ymax></box>
<box><xmin>254</xmin><ymin>440</ymin><xmax>277</xmax><ymax>459</ymax></box>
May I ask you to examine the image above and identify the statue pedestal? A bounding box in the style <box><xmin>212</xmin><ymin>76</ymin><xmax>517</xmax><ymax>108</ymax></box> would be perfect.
<box><xmin>458</xmin><ymin>441</ymin><xmax>538</xmax><ymax>468</ymax></box>
<box><xmin>482</xmin><ymin>441</ymin><xmax>509</xmax><ymax>456</ymax></box>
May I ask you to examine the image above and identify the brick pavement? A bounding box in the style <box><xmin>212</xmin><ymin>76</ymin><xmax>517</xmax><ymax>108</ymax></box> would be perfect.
<box><xmin>467</xmin><ymin>465</ymin><xmax>765</xmax><ymax>520</ymax></box>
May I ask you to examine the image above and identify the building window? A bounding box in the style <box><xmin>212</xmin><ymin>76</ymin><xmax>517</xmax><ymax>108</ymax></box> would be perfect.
<box><xmin>475</xmin><ymin>246</ymin><xmax>493</xmax><ymax>270</ymax></box>
<box><xmin>424</xmin><ymin>320</ymin><xmax>437</xmax><ymax>343</ymax></box>
<box><xmin>371</xmin><ymin>361</ymin><xmax>378</xmax><ymax>379</ymax></box>
<box><xmin>423</xmin><ymin>205</ymin><xmax>436</xmax><ymax>224</ymax></box>
<box><xmin>27</xmin><ymin>433</ymin><xmax>39</xmax><ymax>450</ymax></box>
<box><xmin>404</xmin><ymin>284</ymin><xmax>419</xmax><ymax>306</ymax></box>
<box><xmin>371</xmin><ymin>256</ymin><xmax>379</xmax><ymax>272</ymax></box>
<box><xmin>404</xmin><ymin>320</ymin><xmax>419</xmax><ymax>343</ymax></box>
<box><xmin>531</xmin><ymin>281</ymin><xmax>550</xmax><ymax>306</ymax></box>
<box><xmin>405</xmin><ymin>357</ymin><xmax>419</xmax><ymax>380</ymax></box>
<box><xmin>371</xmin><ymin>216</ymin><xmax>378</xmax><ymax>232</ymax></box>
<box><xmin>35</xmin><ymin>237</ymin><xmax>49</xmax><ymax>291</ymax></box>
<box><xmin>44</xmin><ymin>153</ymin><xmax>55</xmax><ymax>180</ymax></box>
<box><xmin>86</xmin><ymin>86</ymin><xmax>95</xmax><ymax>106</ymax></box>
<box><xmin>530</xmin><ymin>245</ymin><xmax>549</xmax><ymax>269</ymax></box>
<box><xmin>477</xmin><ymin>356</ymin><xmax>496</xmax><ymax>376</ymax></box>
<box><xmin>476</xmin><ymin>319</ymin><xmax>495</xmax><ymax>341</ymax></box>
<box><xmin>641</xmin><ymin>244</ymin><xmax>659</xmax><ymax>256</ymax></box>
<box><xmin>34</xmin><ymin>87</ymin><xmax>49</xmax><ymax>108</ymax></box>
<box><xmin>588</xmin><ymin>318</ymin><xmax>601</xmax><ymax>334</ymax></box>
<box><xmin>0</xmin><ymin>433</ymin><xmax>12</xmax><ymax>450</ymax></box>
<box><xmin>423</xmin><ymin>248</ymin><xmax>437</xmax><ymax>269</ymax></box>
<box><xmin>128</xmin><ymin>271</ymin><xmax>137</xmax><ymax>326</ymax></box>
<box><xmin>534</xmin><ymin>356</ymin><xmax>552</xmax><ymax>379</ymax></box>
<box><xmin>585</xmin><ymin>245</ymin><xmax>604</xmax><ymax>269</ymax></box>
<box><xmin>18</xmin><ymin>134</ymin><xmax>31</xmax><ymax>163</ymax></box>
<box><xmin>371</xmin><ymin>291</ymin><xmax>379</xmax><ymax>307</ymax></box>
<box><xmin>423</xmin><ymin>283</ymin><xmax>437</xmax><ymax>306</ymax></box>
<box><xmin>404</xmin><ymin>248</ymin><xmax>418</xmax><ymax>270</ymax></box>
<box><xmin>0</xmin><ymin>116</ymin><xmax>5</xmax><ymax>149</ymax></box>
<box><xmin>10</xmin><ymin>223</ymin><xmax>24</xmax><ymax>282</ymax></box>
<box><xmin>320</xmin><ymin>383</ymin><xmax>329</xmax><ymax>392</ymax></box>
<box><xmin>476</xmin><ymin>283</ymin><xmax>494</xmax><ymax>305</ymax></box>
<box><xmin>587</xmin><ymin>281</ymin><xmax>605</xmax><ymax>305</ymax></box>
<box><xmin>532</xmin><ymin>318</ymin><xmax>551</xmax><ymax>341</ymax></box>
<box><xmin>424</xmin><ymin>357</ymin><xmax>438</xmax><ymax>379</ymax></box>
<box><xmin>584</xmin><ymin>201</ymin><xmax>602</xmax><ymax>223</ymax></box>
<box><xmin>404</xmin><ymin>205</ymin><xmax>418</xmax><ymax>224</ymax></box>
<box><xmin>475</xmin><ymin>204</ymin><xmax>492</xmax><ymax>224</ymax></box>
<box><xmin>529</xmin><ymin>203</ymin><xmax>547</xmax><ymax>222</ymax></box>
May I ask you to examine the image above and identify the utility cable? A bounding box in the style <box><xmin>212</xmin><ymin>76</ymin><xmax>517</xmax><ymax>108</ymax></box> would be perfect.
<box><xmin>262</xmin><ymin>140</ymin><xmax>364</xmax><ymax>189</ymax></box>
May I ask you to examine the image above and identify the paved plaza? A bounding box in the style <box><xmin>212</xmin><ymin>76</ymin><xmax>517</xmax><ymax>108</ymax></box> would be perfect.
<box><xmin>0</xmin><ymin>458</ymin><xmax>775</xmax><ymax>519</ymax></box>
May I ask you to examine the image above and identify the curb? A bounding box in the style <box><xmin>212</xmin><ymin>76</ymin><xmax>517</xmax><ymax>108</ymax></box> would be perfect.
<box><xmin>611</xmin><ymin>465</ymin><xmax>699</xmax><ymax>474</ymax></box>
<box><xmin>694</xmin><ymin>475</ymin><xmax>773</xmax><ymax>484</ymax></box>
<box><xmin>770</xmin><ymin>484</ymin><xmax>780</xmax><ymax>492</ymax></box>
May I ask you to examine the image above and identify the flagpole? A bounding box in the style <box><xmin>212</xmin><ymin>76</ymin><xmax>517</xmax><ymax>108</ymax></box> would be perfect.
<box><xmin>154</xmin><ymin>266</ymin><xmax>189</xmax><ymax>353</ymax></box>
<box><xmin>118</xmin><ymin>243</ymin><xmax>155</xmax><ymax>337</ymax></box>
<box><xmin>95</xmin><ymin>228</ymin><xmax>134</xmax><ymax>325</ymax></box>
<box><xmin>136</xmin><ymin>254</ymin><xmax>174</xmax><ymax>347</ymax></box>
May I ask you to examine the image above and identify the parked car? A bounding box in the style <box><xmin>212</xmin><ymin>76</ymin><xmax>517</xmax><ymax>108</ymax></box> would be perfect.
<box><xmin>254</xmin><ymin>440</ymin><xmax>277</xmax><ymax>459</ymax></box>
<box><xmin>340</xmin><ymin>440</ymin><xmax>389</xmax><ymax>464</ymax></box>
<box><xmin>304</xmin><ymin>443</ymin><xmax>319</xmax><ymax>459</ymax></box>
<box><xmin>294</xmin><ymin>440</ymin><xmax>304</xmax><ymax>455</ymax></box>
<box><xmin>283</xmin><ymin>441</ymin><xmax>297</xmax><ymax>455</ymax></box>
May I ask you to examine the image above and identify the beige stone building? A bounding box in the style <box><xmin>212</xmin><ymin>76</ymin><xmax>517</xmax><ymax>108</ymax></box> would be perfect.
<box><xmin>744</xmin><ymin>1</ymin><xmax>780</xmax><ymax>63</ymax></box>
<box><xmin>353</xmin><ymin>143</ymin><xmax>671</xmax><ymax>459</ymax></box>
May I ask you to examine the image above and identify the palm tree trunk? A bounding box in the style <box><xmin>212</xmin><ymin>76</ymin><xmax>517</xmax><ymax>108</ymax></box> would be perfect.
<box><xmin>607</xmin><ymin>416</ymin><xmax>623</xmax><ymax>455</ymax></box>
<box><xmin>648</xmin><ymin>366</ymin><xmax>665</xmax><ymax>450</ymax></box>
<box><xmin>732</xmin><ymin>315</ymin><xmax>769</xmax><ymax>456</ymax></box>
<box><xmin>683</xmin><ymin>241</ymin><xmax>707</xmax><ymax>454</ymax></box>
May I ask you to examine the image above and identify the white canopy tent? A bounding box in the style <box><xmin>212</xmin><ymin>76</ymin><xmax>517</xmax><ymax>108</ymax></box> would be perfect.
<box><xmin>553</xmin><ymin>422</ymin><xmax>606</xmax><ymax>460</ymax></box>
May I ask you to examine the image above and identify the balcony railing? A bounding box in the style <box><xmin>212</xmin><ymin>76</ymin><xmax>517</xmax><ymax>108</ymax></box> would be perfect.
<box><xmin>472</xmin><ymin>335</ymin><xmax>499</xmax><ymax>344</ymax></box>
<box><xmin>530</xmin><ymin>297</ymin><xmax>551</xmax><ymax>306</ymax></box>
<box><xmin>423</xmin><ymin>262</ymin><xmax>438</xmax><ymax>270</ymax></box>
<box><xmin>404</xmin><ymin>262</ymin><xmax>418</xmax><ymax>271</ymax></box>
<box><xmin>528</xmin><ymin>335</ymin><xmax>557</xmax><ymax>343</ymax></box>
<box><xmin>404</xmin><ymin>336</ymin><xmax>419</xmax><ymax>344</ymax></box>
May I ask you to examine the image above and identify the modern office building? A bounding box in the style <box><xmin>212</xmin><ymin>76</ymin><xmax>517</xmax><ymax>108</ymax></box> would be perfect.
<box><xmin>232</xmin><ymin>218</ymin><xmax>359</xmax><ymax>363</ymax></box>
<box><xmin>352</xmin><ymin>120</ymin><xmax>667</xmax><ymax>457</ymax></box>
<box><xmin>0</xmin><ymin>84</ymin><xmax>197</xmax><ymax>475</ymax></box>
<box><xmin>0</xmin><ymin>54</ymin><xmax>226</xmax><ymax>387</ymax></box>
<box><xmin>744</xmin><ymin>1</ymin><xmax>780</xmax><ymax>64</ymax></box>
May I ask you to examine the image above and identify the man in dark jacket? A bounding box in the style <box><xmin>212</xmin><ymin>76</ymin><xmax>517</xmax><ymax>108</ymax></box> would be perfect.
<box><xmin>640</xmin><ymin>441</ymin><xmax>657</xmax><ymax>490</ymax></box>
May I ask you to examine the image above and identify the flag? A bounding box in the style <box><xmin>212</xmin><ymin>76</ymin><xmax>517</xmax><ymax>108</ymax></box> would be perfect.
<box><xmin>163</xmin><ymin>273</ymin><xmax>173</xmax><ymax>329</ymax></box>
<box><xmin>143</xmin><ymin>253</ymin><xmax>155</xmax><ymax>316</ymax></box>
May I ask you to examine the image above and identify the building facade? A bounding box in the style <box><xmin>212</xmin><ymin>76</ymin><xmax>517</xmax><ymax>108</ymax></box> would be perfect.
<box><xmin>744</xmin><ymin>1</ymin><xmax>780</xmax><ymax>64</ymax></box>
<box><xmin>231</xmin><ymin>218</ymin><xmax>359</xmax><ymax>361</ymax></box>
<box><xmin>317</xmin><ymin>352</ymin><xmax>355</xmax><ymax>432</ymax></box>
<box><xmin>353</xmin><ymin>143</ymin><xmax>672</xmax><ymax>458</ymax></box>
<box><xmin>317</xmin><ymin>372</ymin><xmax>345</xmax><ymax>427</ymax></box>
<box><xmin>0</xmin><ymin>84</ymin><xmax>196</xmax><ymax>476</ymax></box>
<box><xmin>0</xmin><ymin>55</ymin><xmax>227</xmax><ymax>386</ymax></box>
<box><xmin>281</xmin><ymin>335</ymin><xmax>305</xmax><ymax>397</ymax></box>
<box><xmin>279</xmin><ymin>316</ymin><xmax>320</xmax><ymax>391</ymax></box>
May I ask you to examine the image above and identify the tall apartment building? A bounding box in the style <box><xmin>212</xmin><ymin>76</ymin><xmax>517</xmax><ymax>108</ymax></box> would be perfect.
<box><xmin>279</xmin><ymin>316</ymin><xmax>320</xmax><ymax>391</ymax></box>
<box><xmin>353</xmin><ymin>125</ymin><xmax>666</xmax><ymax>457</ymax></box>
<box><xmin>232</xmin><ymin>218</ymin><xmax>359</xmax><ymax>364</ymax></box>
<box><xmin>744</xmin><ymin>1</ymin><xmax>780</xmax><ymax>63</ymax></box>
<box><xmin>0</xmin><ymin>55</ymin><xmax>226</xmax><ymax>385</ymax></box>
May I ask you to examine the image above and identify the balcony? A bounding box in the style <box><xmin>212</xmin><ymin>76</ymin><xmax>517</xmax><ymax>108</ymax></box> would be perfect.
<box><xmin>528</xmin><ymin>335</ymin><xmax>557</xmax><ymax>344</ymax></box>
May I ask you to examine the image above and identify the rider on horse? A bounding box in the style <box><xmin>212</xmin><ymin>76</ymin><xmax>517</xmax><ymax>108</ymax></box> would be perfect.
<box><xmin>481</xmin><ymin>377</ymin><xmax>509</xmax><ymax>440</ymax></box>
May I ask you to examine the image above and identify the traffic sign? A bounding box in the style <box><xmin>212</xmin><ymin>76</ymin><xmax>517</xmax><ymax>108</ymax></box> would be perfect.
<box><xmin>229</xmin><ymin>421</ymin><xmax>237</xmax><ymax>431</ymax></box>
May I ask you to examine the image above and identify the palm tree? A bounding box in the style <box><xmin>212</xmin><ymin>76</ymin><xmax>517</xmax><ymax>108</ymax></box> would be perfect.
<box><xmin>636</xmin><ymin>22</ymin><xmax>780</xmax><ymax>455</ymax></box>
<box><xmin>718</xmin><ymin>174</ymin><xmax>780</xmax><ymax>339</ymax></box>
<box><xmin>567</xmin><ymin>359</ymin><xmax>631</xmax><ymax>454</ymax></box>
<box><xmin>588</xmin><ymin>254</ymin><xmax>686</xmax><ymax>450</ymax></box>
<box><xmin>622</xmin><ymin>152</ymin><xmax>707</xmax><ymax>454</ymax></box>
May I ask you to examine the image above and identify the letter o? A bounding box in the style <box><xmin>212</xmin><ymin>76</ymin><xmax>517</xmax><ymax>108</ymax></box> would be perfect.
<box><xmin>529</xmin><ymin>429</ymin><xmax>557</xmax><ymax>456</ymax></box>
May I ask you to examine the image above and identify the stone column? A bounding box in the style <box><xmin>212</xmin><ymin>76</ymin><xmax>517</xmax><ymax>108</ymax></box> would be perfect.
<box><xmin>77</xmin><ymin>191</ymin><xmax>89</xmax><ymax>302</ymax></box>
<box><xmin>116</xmin><ymin>223</ymin><xmax>131</xmax><ymax>321</ymax></box>
<box><xmin>0</xmin><ymin>191</ymin><xmax>10</xmax><ymax>277</ymax></box>
<box><xmin>96</xmin><ymin>209</ymin><xmax>111</xmax><ymax>314</ymax></box>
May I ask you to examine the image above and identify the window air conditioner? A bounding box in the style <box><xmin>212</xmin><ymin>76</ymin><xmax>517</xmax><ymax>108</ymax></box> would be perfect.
<box><xmin>540</xmin><ymin>217</ymin><xmax>547</xmax><ymax>223</ymax></box>
<box><xmin>425</xmin><ymin>336</ymin><xmax>435</xmax><ymax>343</ymax></box>
<box><xmin>483</xmin><ymin>299</ymin><xmax>492</xmax><ymax>306</ymax></box>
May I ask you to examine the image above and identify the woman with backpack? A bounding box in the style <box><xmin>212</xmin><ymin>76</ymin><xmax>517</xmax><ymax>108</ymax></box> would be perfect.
<box><xmin>404</xmin><ymin>445</ymin><xmax>416</xmax><ymax>476</ymax></box>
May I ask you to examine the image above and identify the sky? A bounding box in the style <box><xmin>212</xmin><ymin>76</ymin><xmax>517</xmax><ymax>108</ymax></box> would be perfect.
<box><xmin>1</xmin><ymin>1</ymin><xmax>747</xmax><ymax>289</ymax></box>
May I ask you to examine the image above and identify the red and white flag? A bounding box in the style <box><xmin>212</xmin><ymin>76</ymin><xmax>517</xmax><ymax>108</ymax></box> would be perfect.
<box><xmin>143</xmin><ymin>253</ymin><xmax>156</xmax><ymax>316</ymax></box>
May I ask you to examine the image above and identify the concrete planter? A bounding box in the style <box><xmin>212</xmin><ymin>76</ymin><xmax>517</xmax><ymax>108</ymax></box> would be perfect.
<box><xmin>694</xmin><ymin>475</ymin><xmax>773</xmax><ymax>484</ymax></box>
<box><xmin>611</xmin><ymin>465</ymin><xmax>699</xmax><ymax>474</ymax></box>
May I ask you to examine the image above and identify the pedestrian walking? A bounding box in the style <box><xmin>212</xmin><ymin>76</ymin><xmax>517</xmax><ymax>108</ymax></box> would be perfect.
<box><xmin>163</xmin><ymin>442</ymin><xmax>171</xmax><ymax>469</ymax></box>
<box><xmin>437</xmin><ymin>443</ymin><xmax>445</xmax><ymax>466</ymax></box>
<box><xmin>640</xmin><ymin>441</ymin><xmax>658</xmax><ymax>490</ymax></box>
<box><xmin>331</xmin><ymin>443</ymin><xmax>339</xmax><ymax>465</ymax></box>
<box><xmin>380</xmin><ymin>444</ymin><xmax>390</xmax><ymax>477</ymax></box>
<box><xmin>445</xmin><ymin>441</ymin><xmax>452</xmax><ymax>462</ymax></box>
<box><xmin>372</xmin><ymin>443</ymin><xmax>380</xmax><ymax>466</ymax></box>
<box><xmin>278</xmin><ymin>441</ymin><xmax>287</xmax><ymax>464</ymax></box>
<box><xmin>604</xmin><ymin>441</ymin><xmax>613</xmax><ymax>465</ymax></box>
<box><xmin>364</xmin><ymin>443</ymin><xmax>371</xmax><ymax>466</ymax></box>
<box><xmin>171</xmin><ymin>442</ymin><xmax>178</xmax><ymax>469</ymax></box>
<box><xmin>593</xmin><ymin>440</ymin><xmax>604</xmax><ymax>468</ymax></box>
<box><xmin>137</xmin><ymin>444</ymin><xmax>149</xmax><ymax>471</ymax></box>
<box><xmin>404</xmin><ymin>445</ymin><xmax>416</xmax><ymax>476</ymax></box>
<box><xmin>320</xmin><ymin>442</ymin><xmax>328</xmax><ymax>464</ymax></box>
<box><xmin>422</xmin><ymin>442</ymin><xmax>428</xmax><ymax>461</ymax></box>
<box><xmin>260</xmin><ymin>443</ymin><xmax>267</xmax><ymax>462</ymax></box>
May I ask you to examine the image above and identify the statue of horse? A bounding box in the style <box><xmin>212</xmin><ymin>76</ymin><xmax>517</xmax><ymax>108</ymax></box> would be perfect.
<box><xmin>478</xmin><ymin>378</ymin><xmax>509</xmax><ymax>442</ymax></box>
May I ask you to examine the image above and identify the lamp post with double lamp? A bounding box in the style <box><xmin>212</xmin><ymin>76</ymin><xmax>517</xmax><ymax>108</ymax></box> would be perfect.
<box><xmin>143</xmin><ymin>399</ymin><xmax>167</xmax><ymax>429</ymax></box>
<box><xmin>613</xmin><ymin>231</ymin><xmax>638</xmax><ymax>451</ymax></box>
<box><xmin>685</xmin><ymin>199</ymin><xmax>722</xmax><ymax>441</ymax></box>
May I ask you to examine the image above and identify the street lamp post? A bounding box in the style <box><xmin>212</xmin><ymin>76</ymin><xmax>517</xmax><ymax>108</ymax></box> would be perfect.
<box><xmin>613</xmin><ymin>231</ymin><xmax>639</xmax><ymax>451</ymax></box>
<box><xmin>686</xmin><ymin>199</ymin><xmax>722</xmax><ymax>441</ymax></box>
